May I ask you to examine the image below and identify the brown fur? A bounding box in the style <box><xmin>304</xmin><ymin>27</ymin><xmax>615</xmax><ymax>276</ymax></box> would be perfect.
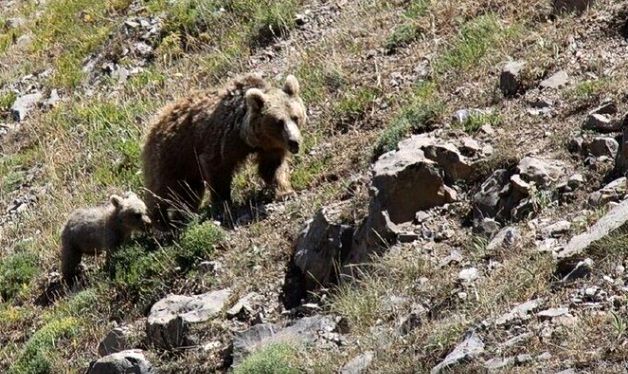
<box><xmin>60</xmin><ymin>192</ymin><xmax>151</xmax><ymax>283</ymax></box>
<box><xmin>142</xmin><ymin>74</ymin><xmax>306</xmax><ymax>230</ymax></box>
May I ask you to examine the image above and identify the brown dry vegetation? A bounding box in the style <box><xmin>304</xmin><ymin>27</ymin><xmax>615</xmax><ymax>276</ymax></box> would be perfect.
<box><xmin>1</xmin><ymin>0</ymin><xmax>628</xmax><ymax>372</ymax></box>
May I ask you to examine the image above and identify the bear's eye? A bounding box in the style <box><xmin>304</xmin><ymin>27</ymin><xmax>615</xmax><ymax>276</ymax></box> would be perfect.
<box><xmin>290</xmin><ymin>116</ymin><xmax>299</xmax><ymax>124</ymax></box>
<box><xmin>133</xmin><ymin>212</ymin><xmax>143</xmax><ymax>220</ymax></box>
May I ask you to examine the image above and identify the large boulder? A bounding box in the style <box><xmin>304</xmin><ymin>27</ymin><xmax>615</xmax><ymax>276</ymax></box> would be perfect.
<box><xmin>146</xmin><ymin>289</ymin><xmax>231</xmax><ymax>349</ymax></box>
<box><xmin>88</xmin><ymin>349</ymin><xmax>154</xmax><ymax>374</ymax></box>
<box><xmin>516</xmin><ymin>156</ymin><xmax>565</xmax><ymax>188</ymax></box>
<box><xmin>98</xmin><ymin>326</ymin><xmax>133</xmax><ymax>356</ymax></box>
<box><xmin>588</xmin><ymin>177</ymin><xmax>626</xmax><ymax>207</ymax></box>
<box><xmin>293</xmin><ymin>203</ymin><xmax>354</xmax><ymax>290</ymax></box>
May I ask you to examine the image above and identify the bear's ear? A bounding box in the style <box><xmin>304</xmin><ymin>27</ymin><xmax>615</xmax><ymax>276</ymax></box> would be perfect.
<box><xmin>110</xmin><ymin>195</ymin><xmax>123</xmax><ymax>209</ymax></box>
<box><xmin>283</xmin><ymin>75</ymin><xmax>300</xmax><ymax>96</ymax></box>
<box><xmin>245</xmin><ymin>88</ymin><xmax>266</xmax><ymax>112</ymax></box>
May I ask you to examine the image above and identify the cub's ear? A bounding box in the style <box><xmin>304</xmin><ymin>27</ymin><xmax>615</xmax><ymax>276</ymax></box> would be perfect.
<box><xmin>283</xmin><ymin>75</ymin><xmax>300</xmax><ymax>96</ymax></box>
<box><xmin>245</xmin><ymin>88</ymin><xmax>266</xmax><ymax>112</ymax></box>
<box><xmin>110</xmin><ymin>195</ymin><xmax>123</xmax><ymax>209</ymax></box>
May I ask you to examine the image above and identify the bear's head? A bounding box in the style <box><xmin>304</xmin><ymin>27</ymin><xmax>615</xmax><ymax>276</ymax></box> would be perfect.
<box><xmin>243</xmin><ymin>75</ymin><xmax>306</xmax><ymax>154</ymax></box>
<box><xmin>110</xmin><ymin>192</ymin><xmax>152</xmax><ymax>233</ymax></box>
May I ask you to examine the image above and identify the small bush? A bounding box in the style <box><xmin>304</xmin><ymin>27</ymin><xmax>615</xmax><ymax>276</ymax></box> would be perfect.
<box><xmin>456</xmin><ymin>111</ymin><xmax>501</xmax><ymax>134</ymax></box>
<box><xmin>9</xmin><ymin>317</ymin><xmax>79</xmax><ymax>374</ymax></box>
<box><xmin>250</xmin><ymin>2</ymin><xmax>298</xmax><ymax>47</ymax></box>
<box><xmin>178</xmin><ymin>221</ymin><xmax>224</xmax><ymax>268</ymax></box>
<box><xmin>0</xmin><ymin>250</ymin><xmax>39</xmax><ymax>301</ymax></box>
<box><xmin>234</xmin><ymin>343</ymin><xmax>300</xmax><ymax>374</ymax></box>
<box><xmin>385</xmin><ymin>22</ymin><xmax>423</xmax><ymax>52</ymax></box>
<box><xmin>333</xmin><ymin>87</ymin><xmax>379</xmax><ymax>128</ymax></box>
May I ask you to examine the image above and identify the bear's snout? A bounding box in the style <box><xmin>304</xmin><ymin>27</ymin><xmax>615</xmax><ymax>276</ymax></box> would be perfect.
<box><xmin>284</xmin><ymin>121</ymin><xmax>302</xmax><ymax>154</ymax></box>
<box><xmin>142</xmin><ymin>215</ymin><xmax>152</xmax><ymax>226</ymax></box>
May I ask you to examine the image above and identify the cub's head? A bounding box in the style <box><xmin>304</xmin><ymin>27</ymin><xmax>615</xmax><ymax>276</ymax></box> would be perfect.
<box><xmin>110</xmin><ymin>192</ymin><xmax>152</xmax><ymax>233</ymax></box>
<box><xmin>243</xmin><ymin>75</ymin><xmax>306</xmax><ymax>154</ymax></box>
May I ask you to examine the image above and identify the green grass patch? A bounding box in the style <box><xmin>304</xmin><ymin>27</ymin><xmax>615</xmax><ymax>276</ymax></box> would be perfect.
<box><xmin>373</xmin><ymin>82</ymin><xmax>442</xmax><ymax>158</ymax></box>
<box><xmin>234</xmin><ymin>343</ymin><xmax>300</xmax><ymax>374</ymax></box>
<box><xmin>385</xmin><ymin>23</ymin><xmax>424</xmax><ymax>52</ymax></box>
<box><xmin>9</xmin><ymin>317</ymin><xmax>79</xmax><ymax>374</ymax></box>
<box><xmin>109</xmin><ymin>221</ymin><xmax>223</xmax><ymax>310</ymax></box>
<box><xmin>333</xmin><ymin>86</ymin><xmax>379</xmax><ymax>127</ymax></box>
<box><xmin>291</xmin><ymin>153</ymin><xmax>333</xmax><ymax>191</ymax></box>
<box><xmin>0</xmin><ymin>91</ymin><xmax>16</xmax><ymax>111</ymax></box>
<box><xmin>434</xmin><ymin>14</ymin><xmax>519</xmax><ymax>74</ymax></box>
<box><xmin>456</xmin><ymin>111</ymin><xmax>501</xmax><ymax>134</ymax></box>
<box><xmin>295</xmin><ymin>59</ymin><xmax>344</xmax><ymax>104</ymax></box>
<box><xmin>0</xmin><ymin>250</ymin><xmax>39</xmax><ymax>301</ymax></box>
<box><xmin>563</xmin><ymin>79</ymin><xmax>610</xmax><ymax>104</ymax></box>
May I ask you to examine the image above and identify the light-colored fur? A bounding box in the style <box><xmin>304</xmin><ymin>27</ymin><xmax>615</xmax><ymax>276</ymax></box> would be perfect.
<box><xmin>60</xmin><ymin>192</ymin><xmax>151</xmax><ymax>282</ymax></box>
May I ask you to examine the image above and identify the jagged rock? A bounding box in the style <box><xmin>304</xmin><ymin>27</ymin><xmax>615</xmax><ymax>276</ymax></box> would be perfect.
<box><xmin>98</xmin><ymin>326</ymin><xmax>132</xmax><ymax>356</ymax></box>
<box><xmin>6</xmin><ymin>17</ymin><xmax>25</xmax><ymax>29</ymax></box>
<box><xmin>231</xmin><ymin>315</ymin><xmax>336</xmax><ymax>366</ymax></box>
<box><xmin>495</xmin><ymin>298</ymin><xmax>544</xmax><ymax>326</ymax></box>
<box><xmin>539</xmin><ymin>70</ymin><xmax>569</xmax><ymax>89</ymax></box>
<box><xmin>197</xmin><ymin>260</ymin><xmax>222</xmax><ymax>274</ymax></box>
<box><xmin>88</xmin><ymin>350</ymin><xmax>154</xmax><ymax>374</ymax></box>
<box><xmin>440</xmin><ymin>249</ymin><xmax>464</xmax><ymax>267</ymax></box>
<box><xmin>588</xmin><ymin>177</ymin><xmax>626</xmax><ymax>206</ymax></box>
<box><xmin>11</xmin><ymin>92</ymin><xmax>43</xmax><ymax>122</ymax></box>
<box><xmin>487</xmin><ymin>226</ymin><xmax>519</xmax><ymax>251</ymax></box>
<box><xmin>590</xmin><ymin>100</ymin><xmax>618</xmax><ymax>115</ymax></box>
<box><xmin>398</xmin><ymin>303</ymin><xmax>427</xmax><ymax>335</ymax></box>
<box><xmin>516</xmin><ymin>354</ymin><xmax>533</xmax><ymax>364</ymax></box>
<box><xmin>458</xmin><ymin>268</ymin><xmax>479</xmax><ymax>283</ymax></box>
<box><xmin>340</xmin><ymin>351</ymin><xmax>374</xmax><ymax>374</ymax></box>
<box><xmin>538</xmin><ymin>352</ymin><xmax>552</xmax><ymax>361</ymax></box>
<box><xmin>500</xmin><ymin>60</ymin><xmax>526</xmax><ymax>97</ymax></box>
<box><xmin>552</xmin><ymin>0</ymin><xmax>595</xmax><ymax>13</ymax></box>
<box><xmin>473</xmin><ymin>169</ymin><xmax>512</xmax><ymax>219</ymax></box>
<box><xmin>614</xmin><ymin>116</ymin><xmax>628</xmax><ymax>175</ymax></box>
<box><xmin>431</xmin><ymin>332</ymin><xmax>485</xmax><ymax>374</ymax></box>
<box><xmin>584</xmin><ymin>113</ymin><xmax>617</xmax><ymax>133</ymax></box>
<box><xmin>568</xmin><ymin>136</ymin><xmax>585</xmax><ymax>154</ymax></box>
<box><xmin>146</xmin><ymin>289</ymin><xmax>231</xmax><ymax>349</ymax></box>
<box><xmin>134</xmin><ymin>42</ymin><xmax>153</xmax><ymax>57</ymax></box>
<box><xmin>227</xmin><ymin>292</ymin><xmax>260</xmax><ymax>320</ymax></box>
<box><xmin>42</xmin><ymin>89</ymin><xmax>60</xmax><ymax>109</ymax></box>
<box><xmin>537</xmin><ymin>307</ymin><xmax>569</xmax><ymax>320</ymax></box>
<box><xmin>510</xmin><ymin>174</ymin><xmax>531</xmax><ymax>194</ymax></box>
<box><xmin>292</xmin><ymin>202</ymin><xmax>354</xmax><ymax>290</ymax></box>
<box><xmin>517</xmin><ymin>156</ymin><xmax>565</xmax><ymax>187</ymax></box>
<box><xmin>584</xmin><ymin>136</ymin><xmax>618</xmax><ymax>157</ymax></box>
<box><xmin>475</xmin><ymin>218</ymin><xmax>501</xmax><ymax>237</ymax></box>
<box><xmin>557</xmin><ymin>258</ymin><xmax>594</xmax><ymax>282</ymax></box>
<box><xmin>540</xmin><ymin>221</ymin><xmax>571</xmax><ymax>239</ymax></box>
<box><xmin>498</xmin><ymin>332</ymin><xmax>533</xmax><ymax>349</ymax></box>
<box><xmin>568</xmin><ymin>174</ymin><xmax>584</xmax><ymax>189</ymax></box>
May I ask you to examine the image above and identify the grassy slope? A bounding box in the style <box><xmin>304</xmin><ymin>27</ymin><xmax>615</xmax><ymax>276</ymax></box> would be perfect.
<box><xmin>0</xmin><ymin>0</ymin><xmax>627</xmax><ymax>372</ymax></box>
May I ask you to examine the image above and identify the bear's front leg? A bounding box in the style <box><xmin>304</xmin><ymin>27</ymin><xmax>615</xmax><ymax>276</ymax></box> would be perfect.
<box><xmin>258</xmin><ymin>151</ymin><xmax>295</xmax><ymax>200</ymax></box>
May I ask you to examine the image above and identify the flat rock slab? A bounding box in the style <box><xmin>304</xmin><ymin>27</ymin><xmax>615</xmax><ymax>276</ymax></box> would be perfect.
<box><xmin>539</xmin><ymin>70</ymin><xmax>569</xmax><ymax>90</ymax></box>
<box><xmin>495</xmin><ymin>298</ymin><xmax>544</xmax><ymax>326</ymax></box>
<box><xmin>231</xmin><ymin>315</ymin><xmax>337</xmax><ymax>366</ymax></box>
<box><xmin>88</xmin><ymin>349</ymin><xmax>154</xmax><ymax>374</ymax></box>
<box><xmin>431</xmin><ymin>332</ymin><xmax>484</xmax><ymax>374</ymax></box>
<box><xmin>557</xmin><ymin>198</ymin><xmax>628</xmax><ymax>260</ymax></box>
<box><xmin>340</xmin><ymin>351</ymin><xmax>374</xmax><ymax>374</ymax></box>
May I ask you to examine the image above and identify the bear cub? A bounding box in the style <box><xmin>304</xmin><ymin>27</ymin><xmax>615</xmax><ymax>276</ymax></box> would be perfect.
<box><xmin>60</xmin><ymin>192</ymin><xmax>151</xmax><ymax>283</ymax></box>
<box><xmin>142</xmin><ymin>74</ymin><xmax>307</xmax><ymax>230</ymax></box>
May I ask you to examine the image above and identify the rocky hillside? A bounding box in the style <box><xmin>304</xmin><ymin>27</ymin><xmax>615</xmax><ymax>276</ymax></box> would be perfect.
<box><xmin>1</xmin><ymin>0</ymin><xmax>628</xmax><ymax>372</ymax></box>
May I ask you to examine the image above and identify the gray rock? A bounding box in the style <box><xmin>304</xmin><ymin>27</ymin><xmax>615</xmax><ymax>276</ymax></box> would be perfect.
<box><xmin>98</xmin><ymin>326</ymin><xmax>132</xmax><ymax>356</ymax></box>
<box><xmin>516</xmin><ymin>354</ymin><xmax>533</xmax><ymax>364</ymax></box>
<box><xmin>11</xmin><ymin>92</ymin><xmax>43</xmax><ymax>122</ymax></box>
<box><xmin>585</xmin><ymin>136</ymin><xmax>618</xmax><ymax>158</ymax></box>
<box><xmin>227</xmin><ymin>292</ymin><xmax>260</xmax><ymax>319</ymax></box>
<box><xmin>146</xmin><ymin>289</ymin><xmax>231</xmax><ymax>349</ymax></box>
<box><xmin>557</xmin><ymin>198</ymin><xmax>628</xmax><ymax>261</ymax></box>
<box><xmin>475</xmin><ymin>218</ymin><xmax>501</xmax><ymax>237</ymax></box>
<box><xmin>540</xmin><ymin>220</ymin><xmax>571</xmax><ymax>239</ymax></box>
<box><xmin>231</xmin><ymin>315</ymin><xmax>336</xmax><ymax>366</ymax></box>
<box><xmin>88</xmin><ymin>349</ymin><xmax>154</xmax><ymax>374</ymax></box>
<box><xmin>559</xmin><ymin>258</ymin><xmax>594</xmax><ymax>282</ymax></box>
<box><xmin>134</xmin><ymin>42</ymin><xmax>153</xmax><ymax>57</ymax></box>
<box><xmin>293</xmin><ymin>203</ymin><xmax>354</xmax><ymax>290</ymax></box>
<box><xmin>458</xmin><ymin>268</ymin><xmax>479</xmax><ymax>283</ymax></box>
<box><xmin>6</xmin><ymin>18</ymin><xmax>26</xmax><ymax>29</ymax></box>
<box><xmin>517</xmin><ymin>156</ymin><xmax>565</xmax><ymax>187</ymax></box>
<box><xmin>510</xmin><ymin>174</ymin><xmax>531</xmax><ymax>194</ymax></box>
<box><xmin>537</xmin><ymin>307</ymin><xmax>569</xmax><ymax>320</ymax></box>
<box><xmin>539</xmin><ymin>70</ymin><xmax>569</xmax><ymax>90</ymax></box>
<box><xmin>452</xmin><ymin>108</ymin><xmax>485</xmax><ymax>125</ymax></box>
<box><xmin>537</xmin><ymin>352</ymin><xmax>552</xmax><ymax>361</ymax></box>
<box><xmin>500</xmin><ymin>60</ymin><xmax>526</xmax><ymax>96</ymax></box>
<box><xmin>568</xmin><ymin>174</ymin><xmax>584</xmax><ymax>189</ymax></box>
<box><xmin>473</xmin><ymin>169</ymin><xmax>512</xmax><ymax>219</ymax></box>
<box><xmin>584</xmin><ymin>113</ymin><xmax>618</xmax><ymax>133</ymax></box>
<box><xmin>588</xmin><ymin>177</ymin><xmax>626</xmax><ymax>207</ymax></box>
<box><xmin>440</xmin><ymin>249</ymin><xmax>464</xmax><ymax>267</ymax></box>
<box><xmin>555</xmin><ymin>370</ymin><xmax>576</xmax><ymax>374</ymax></box>
<box><xmin>590</xmin><ymin>100</ymin><xmax>618</xmax><ymax>116</ymax></box>
<box><xmin>398</xmin><ymin>303</ymin><xmax>427</xmax><ymax>335</ymax></box>
<box><xmin>431</xmin><ymin>332</ymin><xmax>485</xmax><ymax>374</ymax></box>
<box><xmin>495</xmin><ymin>298</ymin><xmax>544</xmax><ymax>326</ymax></box>
<box><xmin>484</xmin><ymin>357</ymin><xmax>514</xmax><ymax>370</ymax></box>
<box><xmin>16</xmin><ymin>34</ymin><xmax>33</xmax><ymax>49</ymax></box>
<box><xmin>42</xmin><ymin>89</ymin><xmax>60</xmax><ymax>109</ymax></box>
<box><xmin>498</xmin><ymin>332</ymin><xmax>533</xmax><ymax>349</ymax></box>
<box><xmin>487</xmin><ymin>227</ymin><xmax>519</xmax><ymax>251</ymax></box>
<box><xmin>340</xmin><ymin>351</ymin><xmax>374</xmax><ymax>374</ymax></box>
<box><xmin>553</xmin><ymin>0</ymin><xmax>595</xmax><ymax>13</ymax></box>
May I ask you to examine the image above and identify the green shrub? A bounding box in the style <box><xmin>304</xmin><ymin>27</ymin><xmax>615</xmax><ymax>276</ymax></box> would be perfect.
<box><xmin>10</xmin><ymin>317</ymin><xmax>78</xmax><ymax>374</ymax></box>
<box><xmin>385</xmin><ymin>22</ymin><xmax>423</xmax><ymax>52</ymax></box>
<box><xmin>0</xmin><ymin>250</ymin><xmax>39</xmax><ymax>301</ymax></box>
<box><xmin>234</xmin><ymin>343</ymin><xmax>300</xmax><ymax>374</ymax></box>
<box><xmin>178</xmin><ymin>221</ymin><xmax>224</xmax><ymax>268</ymax></box>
